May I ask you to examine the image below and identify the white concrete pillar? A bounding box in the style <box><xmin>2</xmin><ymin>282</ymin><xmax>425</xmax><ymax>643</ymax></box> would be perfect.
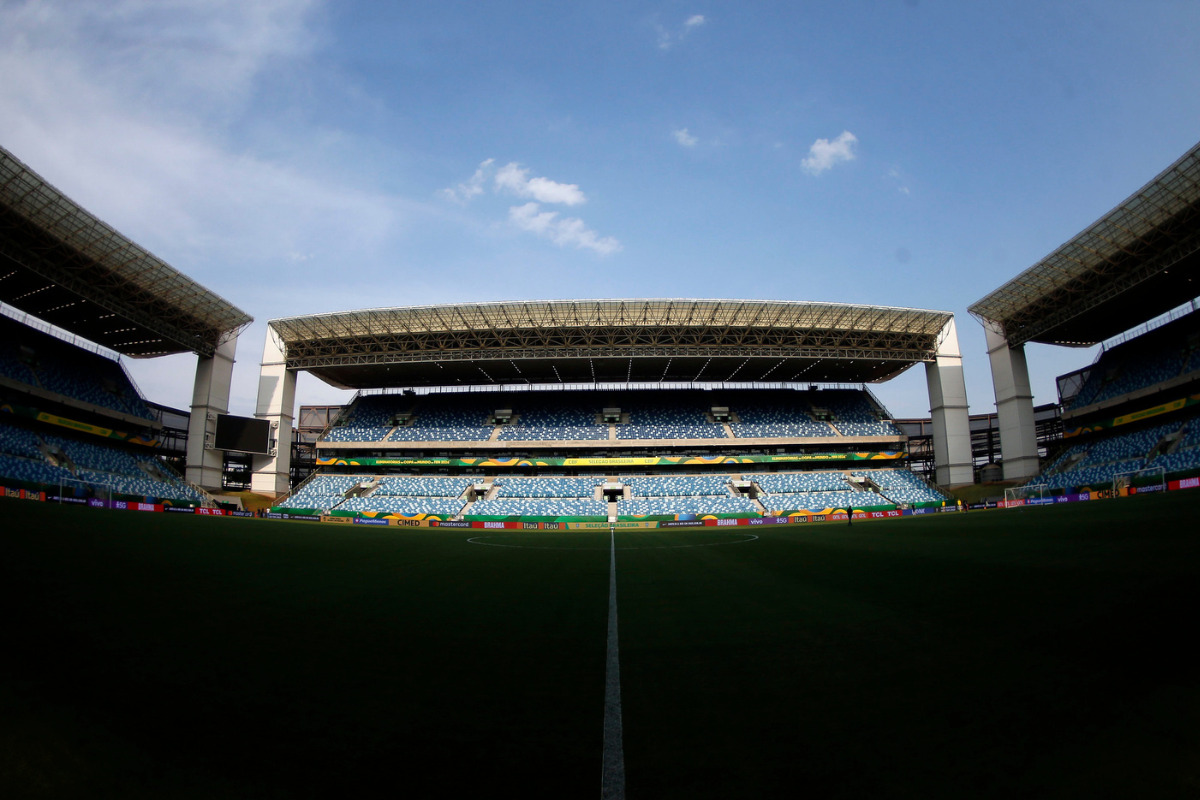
<box><xmin>250</xmin><ymin>324</ymin><xmax>296</xmax><ymax>497</ymax></box>
<box><xmin>983</xmin><ymin>321</ymin><xmax>1040</xmax><ymax>480</ymax></box>
<box><xmin>186</xmin><ymin>334</ymin><xmax>238</xmax><ymax>490</ymax></box>
<box><xmin>924</xmin><ymin>317</ymin><xmax>974</xmax><ymax>486</ymax></box>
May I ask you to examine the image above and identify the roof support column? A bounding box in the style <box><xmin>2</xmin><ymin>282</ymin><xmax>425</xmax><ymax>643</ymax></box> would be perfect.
<box><xmin>251</xmin><ymin>324</ymin><xmax>296</xmax><ymax>497</ymax></box>
<box><xmin>983</xmin><ymin>321</ymin><xmax>1040</xmax><ymax>480</ymax></box>
<box><xmin>924</xmin><ymin>316</ymin><xmax>973</xmax><ymax>486</ymax></box>
<box><xmin>185</xmin><ymin>334</ymin><xmax>237</xmax><ymax>491</ymax></box>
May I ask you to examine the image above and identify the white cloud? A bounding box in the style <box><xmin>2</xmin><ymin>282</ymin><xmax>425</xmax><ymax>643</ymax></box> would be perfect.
<box><xmin>0</xmin><ymin>0</ymin><xmax>394</xmax><ymax>271</ymax></box>
<box><xmin>509</xmin><ymin>203</ymin><xmax>621</xmax><ymax>255</ymax></box>
<box><xmin>656</xmin><ymin>13</ymin><xmax>707</xmax><ymax>50</ymax></box>
<box><xmin>0</xmin><ymin>0</ymin><xmax>419</xmax><ymax>414</ymax></box>
<box><xmin>673</xmin><ymin>128</ymin><xmax>699</xmax><ymax>147</ymax></box>
<box><xmin>887</xmin><ymin>166</ymin><xmax>911</xmax><ymax>195</ymax></box>
<box><xmin>494</xmin><ymin>162</ymin><xmax>587</xmax><ymax>205</ymax></box>
<box><xmin>441</xmin><ymin>158</ymin><xmax>618</xmax><ymax>255</ymax></box>
<box><xmin>801</xmin><ymin>130</ymin><xmax>858</xmax><ymax>175</ymax></box>
<box><xmin>1</xmin><ymin>0</ymin><xmax>320</xmax><ymax>117</ymax></box>
<box><xmin>439</xmin><ymin>158</ymin><xmax>494</xmax><ymax>204</ymax></box>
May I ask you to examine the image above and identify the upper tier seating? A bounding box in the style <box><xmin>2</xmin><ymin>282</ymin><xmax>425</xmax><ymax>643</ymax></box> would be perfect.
<box><xmin>729</xmin><ymin>396</ymin><xmax>833</xmax><ymax>438</ymax></box>
<box><xmin>1066</xmin><ymin>311</ymin><xmax>1200</xmax><ymax>410</ymax></box>
<box><xmin>817</xmin><ymin>390</ymin><xmax>901</xmax><ymax>436</ymax></box>
<box><xmin>616</xmin><ymin>394</ymin><xmax>727</xmax><ymax>440</ymax></box>
<box><xmin>0</xmin><ymin>316</ymin><xmax>152</xmax><ymax>419</ymax></box>
<box><xmin>318</xmin><ymin>388</ymin><xmax>904</xmax><ymax>445</ymax></box>
<box><xmin>496</xmin><ymin>396</ymin><xmax>608</xmax><ymax>441</ymax></box>
<box><xmin>323</xmin><ymin>395</ymin><xmax>404</xmax><ymax>442</ymax></box>
<box><xmin>1072</xmin><ymin>350</ymin><xmax>1188</xmax><ymax>408</ymax></box>
<box><xmin>388</xmin><ymin>396</ymin><xmax>495</xmax><ymax>442</ymax></box>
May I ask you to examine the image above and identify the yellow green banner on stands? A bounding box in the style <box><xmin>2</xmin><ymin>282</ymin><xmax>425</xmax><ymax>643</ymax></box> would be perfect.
<box><xmin>316</xmin><ymin>451</ymin><xmax>904</xmax><ymax>468</ymax></box>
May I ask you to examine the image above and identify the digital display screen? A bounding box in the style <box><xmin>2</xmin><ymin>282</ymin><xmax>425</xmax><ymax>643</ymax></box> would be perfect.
<box><xmin>214</xmin><ymin>414</ymin><xmax>272</xmax><ymax>454</ymax></box>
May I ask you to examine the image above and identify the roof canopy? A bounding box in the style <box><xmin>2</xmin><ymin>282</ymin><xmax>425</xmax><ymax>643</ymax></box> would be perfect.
<box><xmin>271</xmin><ymin>299</ymin><xmax>953</xmax><ymax>389</ymax></box>
<box><xmin>969</xmin><ymin>140</ymin><xmax>1200</xmax><ymax>347</ymax></box>
<box><xmin>0</xmin><ymin>146</ymin><xmax>252</xmax><ymax>358</ymax></box>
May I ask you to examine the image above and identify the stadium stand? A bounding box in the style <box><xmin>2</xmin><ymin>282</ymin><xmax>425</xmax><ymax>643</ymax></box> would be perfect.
<box><xmin>753</xmin><ymin>472</ymin><xmax>851</xmax><ymax>494</ymax></box>
<box><xmin>1032</xmin><ymin>414</ymin><xmax>1200</xmax><ymax>491</ymax></box>
<box><xmin>1066</xmin><ymin>323</ymin><xmax>1197</xmax><ymax>411</ymax></box>
<box><xmin>0</xmin><ymin>314</ymin><xmax>207</xmax><ymax>505</ymax></box>
<box><xmin>618</xmin><ymin>495</ymin><xmax>760</xmax><ymax>515</ymax></box>
<box><xmin>0</xmin><ymin>316</ymin><xmax>152</xmax><ymax>420</ymax></box>
<box><xmin>314</xmin><ymin>388</ymin><xmax>909</xmax><ymax>446</ymax></box>
<box><xmin>271</xmin><ymin>299</ymin><xmax>966</xmax><ymax>520</ymax></box>
<box><xmin>759</xmin><ymin>490</ymin><xmax>861</xmax><ymax>513</ymax></box>
<box><xmin>388</xmin><ymin>395</ymin><xmax>496</xmax><ymax>442</ymax></box>
<box><xmin>279</xmin><ymin>474</ymin><xmax>367</xmax><ymax>510</ymax></box>
<box><xmin>869</xmin><ymin>468</ymin><xmax>947</xmax><ymax>505</ymax></box>
<box><xmin>728</xmin><ymin>394</ymin><xmax>833</xmax><ymax>438</ymax></box>
<box><xmin>285</xmin><ymin>382</ymin><xmax>933</xmax><ymax>520</ymax></box>
<box><xmin>613</xmin><ymin>473</ymin><xmax>753</xmax><ymax>517</ymax></box>
<box><xmin>817</xmin><ymin>389</ymin><xmax>902</xmax><ymax>436</ymax></box>
<box><xmin>969</xmin><ymin>141</ymin><xmax>1200</xmax><ymax>483</ymax></box>
<box><xmin>496</xmin><ymin>394</ymin><xmax>609</xmax><ymax>441</ymax></box>
<box><xmin>621</xmin><ymin>474</ymin><xmax>733</xmax><ymax>496</ymax></box>
<box><xmin>1020</xmin><ymin>307</ymin><xmax>1200</xmax><ymax>492</ymax></box>
<box><xmin>470</xmin><ymin>497</ymin><xmax>609</xmax><ymax>517</ymax></box>
<box><xmin>0</xmin><ymin>418</ymin><xmax>206</xmax><ymax>503</ymax></box>
<box><xmin>494</xmin><ymin>477</ymin><xmax>600</xmax><ymax>498</ymax></box>
<box><xmin>615</xmin><ymin>393</ymin><xmax>727</xmax><ymax>440</ymax></box>
<box><xmin>323</xmin><ymin>395</ymin><xmax>404</xmax><ymax>442</ymax></box>
<box><xmin>284</xmin><ymin>459</ymin><xmax>958</xmax><ymax>519</ymax></box>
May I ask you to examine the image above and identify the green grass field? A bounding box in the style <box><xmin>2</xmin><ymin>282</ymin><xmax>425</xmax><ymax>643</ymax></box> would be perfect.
<box><xmin>2</xmin><ymin>494</ymin><xmax>1199</xmax><ymax>798</ymax></box>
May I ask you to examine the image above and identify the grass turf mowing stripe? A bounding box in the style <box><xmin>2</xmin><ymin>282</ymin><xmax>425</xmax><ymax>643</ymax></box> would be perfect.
<box><xmin>602</xmin><ymin>528</ymin><xmax>626</xmax><ymax>799</ymax></box>
<box><xmin>0</xmin><ymin>502</ymin><xmax>611</xmax><ymax>798</ymax></box>
<box><xmin>4</xmin><ymin>494</ymin><xmax>1200</xmax><ymax>798</ymax></box>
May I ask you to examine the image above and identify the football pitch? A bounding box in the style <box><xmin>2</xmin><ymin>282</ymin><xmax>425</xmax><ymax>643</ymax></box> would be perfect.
<box><xmin>2</xmin><ymin>494</ymin><xmax>1199</xmax><ymax>798</ymax></box>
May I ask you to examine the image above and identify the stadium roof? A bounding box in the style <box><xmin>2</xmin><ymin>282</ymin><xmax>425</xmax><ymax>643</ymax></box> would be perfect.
<box><xmin>968</xmin><ymin>139</ymin><xmax>1200</xmax><ymax>347</ymax></box>
<box><xmin>270</xmin><ymin>299</ymin><xmax>954</xmax><ymax>389</ymax></box>
<box><xmin>0</xmin><ymin>145</ymin><xmax>252</xmax><ymax>358</ymax></box>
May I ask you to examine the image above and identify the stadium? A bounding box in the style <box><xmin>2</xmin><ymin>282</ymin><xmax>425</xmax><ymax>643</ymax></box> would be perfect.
<box><xmin>255</xmin><ymin>298</ymin><xmax>970</xmax><ymax>524</ymax></box>
<box><xmin>3</xmin><ymin>134</ymin><xmax>1200</xmax><ymax>798</ymax></box>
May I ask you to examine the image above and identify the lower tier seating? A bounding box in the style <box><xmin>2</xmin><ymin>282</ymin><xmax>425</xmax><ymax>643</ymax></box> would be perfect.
<box><xmin>280</xmin><ymin>467</ymin><xmax>947</xmax><ymax>518</ymax></box>
<box><xmin>1031</xmin><ymin>414</ymin><xmax>1200</xmax><ymax>490</ymax></box>
<box><xmin>0</xmin><ymin>420</ymin><xmax>205</xmax><ymax>504</ymax></box>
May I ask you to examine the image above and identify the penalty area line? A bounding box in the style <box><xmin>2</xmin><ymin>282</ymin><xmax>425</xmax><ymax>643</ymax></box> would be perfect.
<box><xmin>601</xmin><ymin>528</ymin><xmax>625</xmax><ymax>800</ymax></box>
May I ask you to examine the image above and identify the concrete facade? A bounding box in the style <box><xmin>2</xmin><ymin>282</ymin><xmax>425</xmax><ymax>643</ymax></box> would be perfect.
<box><xmin>250</xmin><ymin>324</ymin><xmax>296</xmax><ymax>496</ymax></box>
<box><xmin>924</xmin><ymin>317</ymin><xmax>974</xmax><ymax>486</ymax></box>
<box><xmin>185</xmin><ymin>335</ymin><xmax>238</xmax><ymax>490</ymax></box>
<box><xmin>983</xmin><ymin>321</ymin><xmax>1040</xmax><ymax>480</ymax></box>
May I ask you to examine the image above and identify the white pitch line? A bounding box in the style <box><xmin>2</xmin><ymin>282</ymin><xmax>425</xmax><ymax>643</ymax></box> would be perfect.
<box><xmin>601</xmin><ymin>528</ymin><xmax>625</xmax><ymax>799</ymax></box>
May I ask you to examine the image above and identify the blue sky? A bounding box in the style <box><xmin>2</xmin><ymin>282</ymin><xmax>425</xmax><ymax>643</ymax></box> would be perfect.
<box><xmin>2</xmin><ymin>0</ymin><xmax>1198</xmax><ymax>418</ymax></box>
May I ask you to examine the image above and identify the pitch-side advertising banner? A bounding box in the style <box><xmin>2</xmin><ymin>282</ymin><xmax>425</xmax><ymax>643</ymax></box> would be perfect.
<box><xmin>316</xmin><ymin>451</ymin><xmax>905</xmax><ymax>468</ymax></box>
